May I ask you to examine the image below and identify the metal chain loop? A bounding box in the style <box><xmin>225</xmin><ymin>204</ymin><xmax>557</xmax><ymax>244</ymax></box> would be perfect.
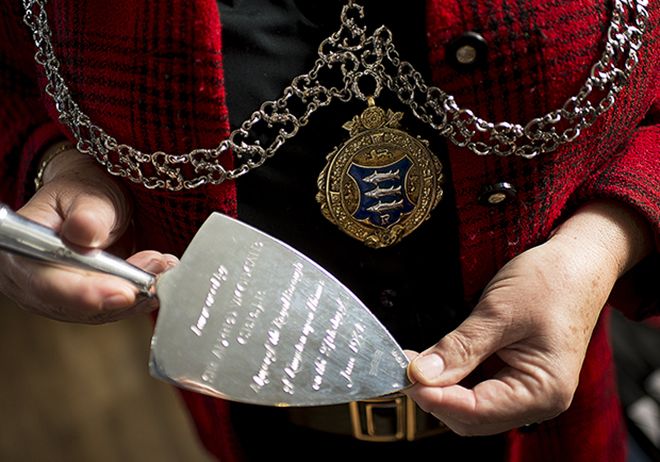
<box><xmin>22</xmin><ymin>0</ymin><xmax>647</xmax><ymax>190</ymax></box>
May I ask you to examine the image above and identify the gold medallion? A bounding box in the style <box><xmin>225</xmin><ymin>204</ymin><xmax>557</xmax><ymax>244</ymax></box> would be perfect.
<box><xmin>316</xmin><ymin>98</ymin><xmax>443</xmax><ymax>248</ymax></box>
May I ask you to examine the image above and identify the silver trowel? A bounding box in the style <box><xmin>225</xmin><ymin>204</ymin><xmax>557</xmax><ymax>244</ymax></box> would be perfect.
<box><xmin>0</xmin><ymin>204</ymin><xmax>410</xmax><ymax>406</ymax></box>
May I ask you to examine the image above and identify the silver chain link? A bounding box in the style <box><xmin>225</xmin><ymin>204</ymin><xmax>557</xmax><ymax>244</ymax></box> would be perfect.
<box><xmin>22</xmin><ymin>0</ymin><xmax>648</xmax><ymax>191</ymax></box>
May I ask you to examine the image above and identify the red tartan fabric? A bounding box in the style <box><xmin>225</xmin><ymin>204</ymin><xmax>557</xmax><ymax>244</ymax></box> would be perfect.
<box><xmin>425</xmin><ymin>0</ymin><xmax>660</xmax><ymax>306</ymax></box>
<box><xmin>507</xmin><ymin>307</ymin><xmax>626</xmax><ymax>462</ymax></box>
<box><xmin>0</xmin><ymin>1</ymin><xmax>658</xmax><ymax>461</ymax></box>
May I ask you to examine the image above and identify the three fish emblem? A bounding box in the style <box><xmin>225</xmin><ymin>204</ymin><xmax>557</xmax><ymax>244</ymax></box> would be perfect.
<box><xmin>317</xmin><ymin>99</ymin><xmax>443</xmax><ymax>248</ymax></box>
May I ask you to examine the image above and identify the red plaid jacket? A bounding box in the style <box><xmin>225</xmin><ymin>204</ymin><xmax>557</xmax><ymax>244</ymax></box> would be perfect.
<box><xmin>1</xmin><ymin>1</ymin><xmax>658</xmax><ymax>461</ymax></box>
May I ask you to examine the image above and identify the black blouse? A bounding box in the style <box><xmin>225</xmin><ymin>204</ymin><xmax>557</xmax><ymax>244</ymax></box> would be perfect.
<box><xmin>218</xmin><ymin>0</ymin><xmax>465</xmax><ymax>352</ymax></box>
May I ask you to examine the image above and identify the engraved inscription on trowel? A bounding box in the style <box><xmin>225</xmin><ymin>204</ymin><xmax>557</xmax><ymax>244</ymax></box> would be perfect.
<box><xmin>190</xmin><ymin>236</ymin><xmax>405</xmax><ymax>401</ymax></box>
<box><xmin>190</xmin><ymin>265</ymin><xmax>229</xmax><ymax>337</ymax></box>
<box><xmin>150</xmin><ymin>213</ymin><xmax>410</xmax><ymax>406</ymax></box>
<box><xmin>282</xmin><ymin>280</ymin><xmax>323</xmax><ymax>395</ymax></box>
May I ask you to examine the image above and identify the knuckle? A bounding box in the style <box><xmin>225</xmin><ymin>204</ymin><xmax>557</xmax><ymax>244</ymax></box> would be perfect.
<box><xmin>76</xmin><ymin>284</ymin><xmax>105</xmax><ymax>311</ymax></box>
<box><xmin>552</xmin><ymin>388</ymin><xmax>574</xmax><ymax>414</ymax></box>
<box><xmin>406</xmin><ymin>392</ymin><xmax>433</xmax><ymax>414</ymax></box>
<box><xmin>543</xmin><ymin>382</ymin><xmax>576</xmax><ymax>417</ymax></box>
<box><xmin>443</xmin><ymin>331</ymin><xmax>474</xmax><ymax>364</ymax></box>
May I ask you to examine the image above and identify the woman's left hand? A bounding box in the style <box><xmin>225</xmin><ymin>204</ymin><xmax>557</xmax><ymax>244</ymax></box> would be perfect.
<box><xmin>404</xmin><ymin>200</ymin><xmax>654</xmax><ymax>435</ymax></box>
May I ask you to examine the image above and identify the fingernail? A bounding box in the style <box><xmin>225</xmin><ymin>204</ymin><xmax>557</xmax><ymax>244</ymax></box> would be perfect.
<box><xmin>143</xmin><ymin>258</ymin><xmax>165</xmax><ymax>273</ymax></box>
<box><xmin>413</xmin><ymin>353</ymin><xmax>445</xmax><ymax>381</ymax></box>
<box><xmin>164</xmin><ymin>254</ymin><xmax>179</xmax><ymax>269</ymax></box>
<box><xmin>103</xmin><ymin>293</ymin><xmax>132</xmax><ymax>310</ymax></box>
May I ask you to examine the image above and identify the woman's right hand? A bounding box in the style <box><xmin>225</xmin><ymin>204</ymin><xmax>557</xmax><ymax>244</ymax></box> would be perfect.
<box><xmin>0</xmin><ymin>143</ymin><xmax>177</xmax><ymax>324</ymax></box>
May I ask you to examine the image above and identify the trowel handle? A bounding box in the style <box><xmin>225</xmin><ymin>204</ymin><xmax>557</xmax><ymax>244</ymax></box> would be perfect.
<box><xmin>0</xmin><ymin>203</ymin><xmax>156</xmax><ymax>295</ymax></box>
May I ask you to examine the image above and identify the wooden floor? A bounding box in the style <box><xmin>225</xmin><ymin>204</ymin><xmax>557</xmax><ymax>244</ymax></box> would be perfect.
<box><xmin>0</xmin><ymin>294</ymin><xmax>212</xmax><ymax>462</ymax></box>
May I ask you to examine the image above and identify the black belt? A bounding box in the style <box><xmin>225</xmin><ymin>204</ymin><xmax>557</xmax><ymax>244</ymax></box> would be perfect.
<box><xmin>286</xmin><ymin>393</ymin><xmax>449</xmax><ymax>442</ymax></box>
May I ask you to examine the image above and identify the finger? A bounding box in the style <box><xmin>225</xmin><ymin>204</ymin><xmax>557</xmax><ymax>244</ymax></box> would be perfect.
<box><xmin>127</xmin><ymin>250</ymin><xmax>179</xmax><ymax>275</ymax></box>
<box><xmin>90</xmin><ymin>252</ymin><xmax>178</xmax><ymax>321</ymax></box>
<box><xmin>20</xmin><ymin>187</ymin><xmax>128</xmax><ymax>249</ymax></box>
<box><xmin>59</xmin><ymin>183</ymin><xmax>131</xmax><ymax>248</ymax></box>
<box><xmin>403</xmin><ymin>349</ymin><xmax>419</xmax><ymax>361</ymax></box>
<box><xmin>21</xmin><ymin>148</ymin><xmax>131</xmax><ymax>249</ymax></box>
<box><xmin>18</xmin><ymin>195</ymin><xmax>64</xmax><ymax>231</ymax></box>
<box><xmin>408</xmin><ymin>384</ymin><xmax>519</xmax><ymax>436</ymax></box>
<box><xmin>9</xmin><ymin>259</ymin><xmax>137</xmax><ymax>322</ymax></box>
<box><xmin>408</xmin><ymin>309</ymin><xmax>520</xmax><ymax>386</ymax></box>
<box><xmin>402</xmin><ymin>350</ymin><xmax>421</xmax><ymax>387</ymax></box>
<box><xmin>60</xmin><ymin>196</ymin><xmax>120</xmax><ymax>248</ymax></box>
<box><xmin>406</xmin><ymin>368</ymin><xmax>565</xmax><ymax>436</ymax></box>
<box><xmin>4</xmin><ymin>251</ymin><xmax>176</xmax><ymax>324</ymax></box>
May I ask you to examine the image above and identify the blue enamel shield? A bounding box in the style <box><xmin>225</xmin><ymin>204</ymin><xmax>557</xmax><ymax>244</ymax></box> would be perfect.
<box><xmin>348</xmin><ymin>156</ymin><xmax>414</xmax><ymax>228</ymax></box>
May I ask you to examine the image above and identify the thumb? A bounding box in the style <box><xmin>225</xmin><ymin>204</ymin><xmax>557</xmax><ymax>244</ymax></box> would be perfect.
<box><xmin>26</xmin><ymin>146</ymin><xmax>132</xmax><ymax>249</ymax></box>
<box><xmin>60</xmin><ymin>188</ymin><xmax>130</xmax><ymax>248</ymax></box>
<box><xmin>408</xmin><ymin>309</ymin><xmax>513</xmax><ymax>386</ymax></box>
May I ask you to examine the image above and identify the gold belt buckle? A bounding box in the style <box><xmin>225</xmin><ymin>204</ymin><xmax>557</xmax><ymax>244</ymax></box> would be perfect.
<box><xmin>349</xmin><ymin>393</ymin><xmax>417</xmax><ymax>442</ymax></box>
